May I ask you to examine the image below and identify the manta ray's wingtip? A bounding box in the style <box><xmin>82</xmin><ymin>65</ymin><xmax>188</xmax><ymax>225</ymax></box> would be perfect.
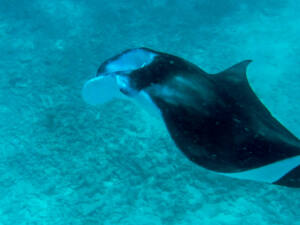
<box><xmin>228</xmin><ymin>59</ymin><xmax>253</xmax><ymax>73</ymax></box>
<box><xmin>213</xmin><ymin>59</ymin><xmax>253</xmax><ymax>84</ymax></box>
<box><xmin>241</xmin><ymin>59</ymin><xmax>253</xmax><ymax>67</ymax></box>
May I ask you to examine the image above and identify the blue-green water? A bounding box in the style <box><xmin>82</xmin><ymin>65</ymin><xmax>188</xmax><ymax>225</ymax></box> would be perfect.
<box><xmin>0</xmin><ymin>0</ymin><xmax>299</xmax><ymax>224</ymax></box>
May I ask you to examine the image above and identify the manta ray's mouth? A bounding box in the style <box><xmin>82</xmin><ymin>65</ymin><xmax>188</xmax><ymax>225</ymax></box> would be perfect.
<box><xmin>96</xmin><ymin>69</ymin><xmax>137</xmax><ymax>84</ymax></box>
<box><xmin>97</xmin><ymin>70</ymin><xmax>131</xmax><ymax>77</ymax></box>
<box><xmin>85</xmin><ymin>48</ymin><xmax>158</xmax><ymax>103</ymax></box>
<box><xmin>82</xmin><ymin>74</ymin><xmax>124</xmax><ymax>105</ymax></box>
<box><xmin>82</xmin><ymin>69</ymin><xmax>136</xmax><ymax>105</ymax></box>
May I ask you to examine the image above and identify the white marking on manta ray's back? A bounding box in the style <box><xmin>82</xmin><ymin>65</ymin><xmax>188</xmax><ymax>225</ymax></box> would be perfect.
<box><xmin>147</xmin><ymin>75</ymin><xmax>195</xmax><ymax>106</ymax></box>
<box><xmin>148</xmin><ymin>83</ymin><xmax>185</xmax><ymax>106</ymax></box>
<box><xmin>148</xmin><ymin>76</ymin><xmax>213</xmax><ymax>108</ymax></box>
<box><xmin>218</xmin><ymin>155</ymin><xmax>300</xmax><ymax>183</ymax></box>
<box><xmin>105</xmin><ymin>49</ymin><xmax>157</xmax><ymax>74</ymax></box>
<box><xmin>174</xmin><ymin>76</ymin><xmax>195</xmax><ymax>87</ymax></box>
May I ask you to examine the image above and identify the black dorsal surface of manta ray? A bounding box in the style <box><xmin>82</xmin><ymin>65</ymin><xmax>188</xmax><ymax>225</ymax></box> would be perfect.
<box><xmin>82</xmin><ymin>47</ymin><xmax>300</xmax><ymax>188</ymax></box>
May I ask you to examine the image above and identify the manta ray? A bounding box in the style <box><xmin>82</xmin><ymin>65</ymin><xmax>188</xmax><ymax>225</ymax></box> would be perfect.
<box><xmin>82</xmin><ymin>47</ymin><xmax>300</xmax><ymax>188</ymax></box>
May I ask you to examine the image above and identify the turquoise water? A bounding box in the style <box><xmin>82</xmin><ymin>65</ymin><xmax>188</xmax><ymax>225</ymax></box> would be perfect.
<box><xmin>0</xmin><ymin>0</ymin><xmax>299</xmax><ymax>224</ymax></box>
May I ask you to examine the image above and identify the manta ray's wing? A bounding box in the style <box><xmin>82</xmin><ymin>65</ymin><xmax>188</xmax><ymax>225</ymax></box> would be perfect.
<box><xmin>211</xmin><ymin>61</ymin><xmax>300</xmax><ymax>187</ymax></box>
<box><xmin>146</xmin><ymin>60</ymin><xmax>300</xmax><ymax>187</ymax></box>
<box><xmin>212</xmin><ymin>61</ymin><xmax>300</xmax><ymax>146</ymax></box>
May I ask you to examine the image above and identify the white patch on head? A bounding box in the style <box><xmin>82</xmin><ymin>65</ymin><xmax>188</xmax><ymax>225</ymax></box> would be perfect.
<box><xmin>218</xmin><ymin>155</ymin><xmax>300</xmax><ymax>183</ymax></box>
<box><xmin>105</xmin><ymin>49</ymin><xmax>157</xmax><ymax>73</ymax></box>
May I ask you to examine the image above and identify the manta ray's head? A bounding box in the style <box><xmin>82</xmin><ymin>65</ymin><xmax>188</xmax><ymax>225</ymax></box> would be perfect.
<box><xmin>97</xmin><ymin>48</ymin><xmax>157</xmax><ymax>77</ymax></box>
<box><xmin>82</xmin><ymin>48</ymin><xmax>160</xmax><ymax>105</ymax></box>
<box><xmin>82</xmin><ymin>47</ymin><xmax>199</xmax><ymax>107</ymax></box>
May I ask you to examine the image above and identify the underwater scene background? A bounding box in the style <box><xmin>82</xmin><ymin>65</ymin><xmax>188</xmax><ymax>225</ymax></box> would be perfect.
<box><xmin>0</xmin><ymin>0</ymin><xmax>299</xmax><ymax>224</ymax></box>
